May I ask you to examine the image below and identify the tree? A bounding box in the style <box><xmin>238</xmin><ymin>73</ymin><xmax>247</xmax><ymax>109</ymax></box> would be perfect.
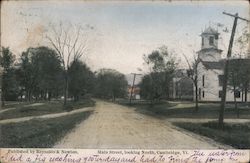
<box><xmin>182</xmin><ymin>54</ymin><xmax>201</xmax><ymax>111</ymax></box>
<box><xmin>228</xmin><ymin>59</ymin><xmax>242</xmax><ymax>117</ymax></box>
<box><xmin>95</xmin><ymin>69</ymin><xmax>128</xmax><ymax>101</ymax></box>
<box><xmin>17</xmin><ymin>49</ymin><xmax>37</xmax><ymax>101</ymax></box>
<box><xmin>68</xmin><ymin>59</ymin><xmax>95</xmax><ymax>101</ymax></box>
<box><xmin>30</xmin><ymin>47</ymin><xmax>63</xmax><ymax>100</ymax></box>
<box><xmin>0</xmin><ymin>47</ymin><xmax>18</xmax><ymax>106</ymax></box>
<box><xmin>46</xmin><ymin>23</ymin><xmax>92</xmax><ymax>105</ymax></box>
<box><xmin>140</xmin><ymin>72</ymin><xmax>166</xmax><ymax>103</ymax></box>
<box><xmin>140</xmin><ymin>46</ymin><xmax>177</xmax><ymax>103</ymax></box>
<box><xmin>234</xmin><ymin>29</ymin><xmax>250</xmax><ymax>102</ymax></box>
<box><xmin>17</xmin><ymin>47</ymin><xmax>63</xmax><ymax>101</ymax></box>
<box><xmin>228</xmin><ymin>59</ymin><xmax>250</xmax><ymax>105</ymax></box>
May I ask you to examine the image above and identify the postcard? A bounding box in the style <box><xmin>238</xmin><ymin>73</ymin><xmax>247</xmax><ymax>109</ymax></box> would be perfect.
<box><xmin>0</xmin><ymin>0</ymin><xmax>249</xmax><ymax>163</ymax></box>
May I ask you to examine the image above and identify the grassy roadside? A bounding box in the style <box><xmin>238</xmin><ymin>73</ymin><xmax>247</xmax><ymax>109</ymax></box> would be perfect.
<box><xmin>173</xmin><ymin>121</ymin><xmax>250</xmax><ymax>149</ymax></box>
<box><xmin>119</xmin><ymin>101</ymin><xmax>250</xmax><ymax>119</ymax></box>
<box><xmin>0</xmin><ymin>111</ymin><xmax>93</xmax><ymax>148</ymax></box>
<box><xmin>0</xmin><ymin>99</ymin><xmax>95</xmax><ymax>120</ymax></box>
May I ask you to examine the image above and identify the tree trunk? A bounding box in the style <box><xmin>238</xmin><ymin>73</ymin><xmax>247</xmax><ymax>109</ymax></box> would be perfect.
<box><xmin>28</xmin><ymin>90</ymin><xmax>31</xmax><ymax>102</ymax></box>
<box><xmin>48</xmin><ymin>91</ymin><xmax>51</xmax><ymax>101</ymax></box>
<box><xmin>241</xmin><ymin>89</ymin><xmax>244</xmax><ymax>102</ymax></box>
<box><xmin>234</xmin><ymin>96</ymin><xmax>238</xmax><ymax>117</ymax></box>
<box><xmin>194</xmin><ymin>80</ymin><xmax>199</xmax><ymax>112</ymax></box>
<box><xmin>245</xmin><ymin>86</ymin><xmax>248</xmax><ymax>102</ymax></box>
<box><xmin>64</xmin><ymin>72</ymin><xmax>68</xmax><ymax>106</ymax></box>
<box><xmin>233</xmin><ymin>87</ymin><xmax>239</xmax><ymax>118</ymax></box>
<box><xmin>232</xmin><ymin>73</ymin><xmax>239</xmax><ymax>118</ymax></box>
<box><xmin>1</xmin><ymin>91</ymin><xmax>5</xmax><ymax>107</ymax></box>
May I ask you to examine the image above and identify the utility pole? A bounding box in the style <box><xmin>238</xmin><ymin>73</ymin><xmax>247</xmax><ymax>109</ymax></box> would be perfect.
<box><xmin>218</xmin><ymin>12</ymin><xmax>249</xmax><ymax>128</ymax></box>
<box><xmin>129</xmin><ymin>73</ymin><xmax>141</xmax><ymax>105</ymax></box>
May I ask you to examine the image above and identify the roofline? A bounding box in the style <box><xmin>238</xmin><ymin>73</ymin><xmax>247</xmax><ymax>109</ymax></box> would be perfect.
<box><xmin>197</xmin><ymin>48</ymin><xmax>223</xmax><ymax>53</ymax></box>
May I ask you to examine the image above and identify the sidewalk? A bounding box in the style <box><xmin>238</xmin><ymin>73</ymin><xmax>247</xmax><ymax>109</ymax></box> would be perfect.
<box><xmin>0</xmin><ymin>107</ymin><xmax>94</xmax><ymax>125</ymax></box>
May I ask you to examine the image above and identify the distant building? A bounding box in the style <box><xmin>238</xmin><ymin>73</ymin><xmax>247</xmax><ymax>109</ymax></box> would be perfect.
<box><xmin>171</xmin><ymin>69</ymin><xmax>193</xmax><ymax>100</ymax></box>
<box><xmin>196</xmin><ymin>27</ymin><xmax>250</xmax><ymax>102</ymax></box>
<box><xmin>128</xmin><ymin>85</ymin><xmax>140</xmax><ymax>100</ymax></box>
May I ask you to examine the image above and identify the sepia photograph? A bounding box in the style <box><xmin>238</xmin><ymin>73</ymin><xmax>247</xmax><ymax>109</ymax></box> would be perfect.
<box><xmin>0</xmin><ymin>0</ymin><xmax>250</xmax><ymax>151</ymax></box>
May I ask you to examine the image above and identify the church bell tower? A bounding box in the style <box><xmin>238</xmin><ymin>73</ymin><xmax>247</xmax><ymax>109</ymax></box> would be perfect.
<box><xmin>198</xmin><ymin>27</ymin><xmax>222</xmax><ymax>62</ymax></box>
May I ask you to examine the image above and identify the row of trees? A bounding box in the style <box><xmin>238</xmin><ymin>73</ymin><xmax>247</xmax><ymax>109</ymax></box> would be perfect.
<box><xmin>139</xmin><ymin>46</ymin><xmax>178</xmax><ymax>104</ymax></box>
<box><xmin>0</xmin><ymin>46</ymin><xmax>128</xmax><ymax>107</ymax></box>
<box><xmin>228</xmin><ymin>59</ymin><xmax>250</xmax><ymax>116</ymax></box>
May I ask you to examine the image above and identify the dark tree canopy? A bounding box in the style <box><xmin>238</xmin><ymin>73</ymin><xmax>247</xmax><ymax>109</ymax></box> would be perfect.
<box><xmin>68</xmin><ymin>59</ymin><xmax>95</xmax><ymax>101</ymax></box>
<box><xmin>140</xmin><ymin>46</ymin><xmax>177</xmax><ymax>102</ymax></box>
<box><xmin>0</xmin><ymin>47</ymin><xmax>19</xmax><ymax>102</ymax></box>
<box><xmin>95</xmin><ymin>69</ymin><xmax>128</xmax><ymax>101</ymax></box>
<box><xmin>17</xmin><ymin>46</ymin><xmax>63</xmax><ymax>101</ymax></box>
<box><xmin>228</xmin><ymin>58</ymin><xmax>250</xmax><ymax>102</ymax></box>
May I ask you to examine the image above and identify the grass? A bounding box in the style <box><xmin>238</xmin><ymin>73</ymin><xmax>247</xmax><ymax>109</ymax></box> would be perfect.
<box><xmin>119</xmin><ymin>100</ymin><xmax>250</xmax><ymax>119</ymax></box>
<box><xmin>1</xmin><ymin>101</ymin><xmax>34</xmax><ymax>109</ymax></box>
<box><xmin>173</xmin><ymin>121</ymin><xmax>250</xmax><ymax>149</ymax></box>
<box><xmin>0</xmin><ymin>111</ymin><xmax>93</xmax><ymax>148</ymax></box>
<box><xmin>0</xmin><ymin>99</ymin><xmax>95</xmax><ymax>120</ymax></box>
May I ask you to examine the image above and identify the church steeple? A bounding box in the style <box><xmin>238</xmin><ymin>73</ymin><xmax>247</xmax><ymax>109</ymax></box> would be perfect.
<box><xmin>197</xmin><ymin>26</ymin><xmax>222</xmax><ymax>62</ymax></box>
<box><xmin>201</xmin><ymin>27</ymin><xmax>219</xmax><ymax>50</ymax></box>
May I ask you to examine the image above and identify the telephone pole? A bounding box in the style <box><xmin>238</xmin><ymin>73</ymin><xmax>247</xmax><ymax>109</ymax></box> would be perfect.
<box><xmin>218</xmin><ymin>12</ymin><xmax>249</xmax><ymax>128</ymax></box>
<box><xmin>129</xmin><ymin>73</ymin><xmax>142</xmax><ymax>105</ymax></box>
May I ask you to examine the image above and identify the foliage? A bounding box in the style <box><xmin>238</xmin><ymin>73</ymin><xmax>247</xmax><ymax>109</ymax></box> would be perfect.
<box><xmin>0</xmin><ymin>47</ymin><xmax>15</xmax><ymax>70</ymax></box>
<box><xmin>144</xmin><ymin>46</ymin><xmax>177</xmax><ymax>73</ymax></box>
<box><xmin>2</xmin><ymin>69</ymin><xmax>19</xmax><ymax>101</ymax></box>
<box><xmin>95</xmin><ymin>69</ymin><xmax>128</xmax><ymax>101</ymax></box>
<box><xmin>228</xmin><ymin>59</ymin><xmax>250</xmax><ymax>101</ymax></box>
<box><xmin>235</xmin><ymin>27</ymin><xmax>250</xmax><ymax>58</ymax></box>
<box><xmin>17</xmin><ymin>47</ymin><xmax>63</xmax><ymax>101</ymax></box>
<box><xmin>68</xmin><ymin>60</ymin><xmax>95</xmax><ymax>101</ymax></box>
<box><xmin>140</xmin><ymin>72</ymin><xmax>166</xmax><ymax>101</ymax></box>
<box><xmin>0</xmin><ymin>47</ymin><xmax>19</xmax><ymax>101</ymax></box>
<box><xmin>140</xmin><ymin>46</ymin><xmax>177</xmax><ymax>102</ymax></box>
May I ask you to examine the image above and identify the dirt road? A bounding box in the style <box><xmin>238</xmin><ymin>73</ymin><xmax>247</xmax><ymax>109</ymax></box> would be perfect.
<box><xmin>54</xmin><ymin>100</ymin><xmax>229</xmax><ymax>149</ymax></box>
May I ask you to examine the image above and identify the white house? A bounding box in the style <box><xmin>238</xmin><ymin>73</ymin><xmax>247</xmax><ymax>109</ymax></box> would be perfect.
<box><xmin>196</xmin><ymin>27</ymin><xmax>250</xmax><ymax>102</ymax></box>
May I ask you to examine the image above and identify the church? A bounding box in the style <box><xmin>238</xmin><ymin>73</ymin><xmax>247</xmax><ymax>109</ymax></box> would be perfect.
<box><xmin>196</xmin><ymin>27</ymin><xmax>250</xmax><ymax>102</ymax></box>
<box><xmin>171</xmin><ymin>26</ymin><xmax>250</xmax><ymax>102</ymax></box>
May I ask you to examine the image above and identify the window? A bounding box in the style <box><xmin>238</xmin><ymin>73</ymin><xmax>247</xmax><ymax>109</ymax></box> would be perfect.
<box><xmin>202</xmin><ymin>38</ymin><xmax>204</xmax><ymax>46</ymax></box>
<box><xmin>209</xmin><ymin>36</ymin><xmax>214</xmax><ymax>45</ymax></box>
<box><xmin>202</xmin><ymin>75</ymin><xmax>205</xmax><ymax>87</ymax></box>
<box><xmin>219</xmin><ymin>90</ymin><xmax>223</xmax><ymax>98</ymax></box>
<box><xmin>202</xmin><ymin>91</ymin><xmax>205</xmax><ymax>98</ymax></box>
<box><xmin>199</xmin><ymin>88</ymin><xmax>201</xmax><ymax>100</ymax></box>
<box><xmin>234</xmin><ymin>90</ymin><xmax>241</xmax><ymax>98</ymax></box>
<box><xmin>218</xmin><ymin>75</ymin><xmax>224</xmax><ymax>86</ymax></box>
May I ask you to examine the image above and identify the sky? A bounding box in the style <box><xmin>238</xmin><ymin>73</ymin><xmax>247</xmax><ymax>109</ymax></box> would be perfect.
<box><xmin>1</xmin><ymin>0</ymin><xmax>249</xmax><ymax>75</ymax></box>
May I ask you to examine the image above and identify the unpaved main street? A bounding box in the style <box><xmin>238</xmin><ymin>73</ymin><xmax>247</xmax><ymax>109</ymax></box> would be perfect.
<box><xmin>55</xmin><ymin>100</ymin><xmax>229</xmax><ymax>149</ymax></box>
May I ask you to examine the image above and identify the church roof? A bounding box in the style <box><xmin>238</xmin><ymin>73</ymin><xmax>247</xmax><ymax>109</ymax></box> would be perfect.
<box><xmin>201</xmin><ymin>27</ymin><xmax>219</xmax><ymax>35</ymax></box>
<box><xmin>201</xmin><ymin>58</ymin><xmax>250</xmax><ymax>70</ymax></box>
<box><xmin>197</xmin><ymin>47</ymin><xmax>223</xmax><ymax>53</ymax></box>
<box><xmin>201</xmin><ymin>60</ymin><xmax>224</xmax><ymax>70</ymax></box>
